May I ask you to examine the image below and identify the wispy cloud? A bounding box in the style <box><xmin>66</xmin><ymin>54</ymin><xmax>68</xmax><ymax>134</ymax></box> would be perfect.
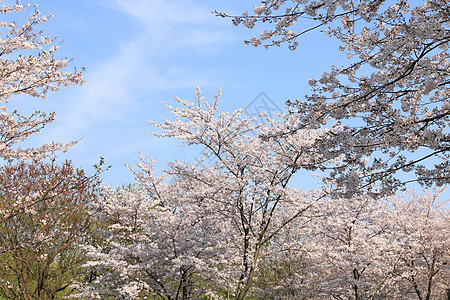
<box><xmin>116</xmin><ymin>0</ymin><xmax>211</xmax><ymax>27</ymax></box>
<box><xmin>42</xmin><ymin>0</ymin><xmax>235</xmax><ymax>153</ymax></box>
<box><xmin>114</xmin><ymin>0</ymin><xmax>235</xmax><ymax>53</ymax></box>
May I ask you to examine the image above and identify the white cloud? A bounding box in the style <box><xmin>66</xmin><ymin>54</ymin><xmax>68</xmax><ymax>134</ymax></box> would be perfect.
<box><xmin>115</xmin><ymin>0</ymin><xmax>212</xmax><ymax>29</ymax></box>
<box><xmin>114</xmin><ymin>0</ymin><xmax>236</xmax><ymax>53</ymax></box>
<box><xmin>29</xmin><ymin>0</ymin><xmax>237</xmax><ymax>183</ymax></box>
<box><xmin>47</xmin><ymin>0</ymin><xmax>236</xmax><ymax>138</ymax></box>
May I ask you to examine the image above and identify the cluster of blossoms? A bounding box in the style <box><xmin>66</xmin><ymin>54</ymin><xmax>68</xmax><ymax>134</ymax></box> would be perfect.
<box><xmin>217</xmin><ymin>0</ymin><xmax>450</xmax><ymax>195</ymax></box>
<box><xmin>0</xmin><ymin>1</ymin><xmax>83</xmax><ymax>161</ymax></box>
<box><xmin>76</xmin><ymin>90</ymin><xmax>449</xmax><ymax>299</ymax></box>
<box><xmin>0</xmin><ymin>0</ymin><xmax>448</xmax><ymax>299</ymax></box>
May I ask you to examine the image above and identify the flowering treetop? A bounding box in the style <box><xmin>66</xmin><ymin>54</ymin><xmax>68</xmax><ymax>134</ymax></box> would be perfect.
<box><xmin>217</xmin><ymin>0</ymin><xmax>450</xmax><ymax>195</ymax></box>
<box><xmin>0</xmin><ymin>1</ymin><xmax>83</xmax><ymax>161</ymax></box>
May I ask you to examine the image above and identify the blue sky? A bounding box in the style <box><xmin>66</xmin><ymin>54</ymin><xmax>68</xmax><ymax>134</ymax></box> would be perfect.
<box><xmin>12</xmin><ymin>0</ymin><xmax>347</xmax><ymax>186</ymax></box>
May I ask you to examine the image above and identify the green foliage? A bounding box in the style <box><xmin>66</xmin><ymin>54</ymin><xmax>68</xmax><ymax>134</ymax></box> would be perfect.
<box><xmin>0</xmin><ymin>159</ymin><xmax>102</xmax><ymax>299</ymax></box>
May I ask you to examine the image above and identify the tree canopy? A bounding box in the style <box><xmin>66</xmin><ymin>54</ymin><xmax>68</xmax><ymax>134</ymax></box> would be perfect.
<box><xmin>217</xmin><ymin>0</ymin><xmax>450</xmax><ymax>196</ymax></box>
<box><xmin>0</xmin><ymin>1</ymin><xmax>83</xmax><ymax>161</ymax></box>
<box><xmin>0</xmin><ymin>1</ymin><xmax>449</xmax><ymax>299</ymax></box>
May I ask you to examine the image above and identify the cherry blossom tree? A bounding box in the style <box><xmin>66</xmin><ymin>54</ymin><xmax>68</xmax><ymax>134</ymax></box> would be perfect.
<box><xmin>217</xmin><ymin>0</ymin><xmax>450</xmax><ymax>195</ymax></box>
<box><xmin>79</xmin><ymin>88</ymin><xmax>332</xmax><ymax>299</ymax></box>
<box><xmin>274</xmin><ymin>189</ymin><xmax>449</xmax><ymax>299</ymax></box>
<box><xmin>77</xmin><ymin>167</ymin><xmax>223</xmax><ymax>299</ymax></box>
<box><xmin>0</xmin><ymin>159</ymin><xmax>102</xmax><ymax>299</ymax></box>
<box><xmin>150</xmin><ymin>88</ymin><xmax>335</xmax><ymax>299</ymax></box>
<box><xmin>384</xmin><ymin>189</ymin><xmax>449</xmax><ymax>300</ymax></box>
<box><xmin>0</xmin><ymin>1</ymin><xmax>83</xmax><ymax>161</ymax></box>
<box><xmin>80</xmin><ymin>88</ymin><xmax>448</xmax><ymax>299</ymax></box>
